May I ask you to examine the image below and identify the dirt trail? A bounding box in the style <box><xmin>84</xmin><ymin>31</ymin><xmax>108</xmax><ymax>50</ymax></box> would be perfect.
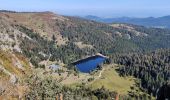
<box><xmin>98</xmin><ymin>69</ymin><xmax>104</xmax><ymax>78</ymax></box>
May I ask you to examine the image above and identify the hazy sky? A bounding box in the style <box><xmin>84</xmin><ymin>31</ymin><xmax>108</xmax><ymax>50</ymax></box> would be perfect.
<box><xmin>0</xmin><ymin>0</ymin><xmax>170</xmax><ymax>17</ymax></box>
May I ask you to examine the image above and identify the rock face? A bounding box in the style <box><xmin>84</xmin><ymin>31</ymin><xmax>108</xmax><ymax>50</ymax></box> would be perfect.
<box><xmin>156</xmin><ymin>83</ymin><xmax>170</xmax><ymax>100</ymax></box>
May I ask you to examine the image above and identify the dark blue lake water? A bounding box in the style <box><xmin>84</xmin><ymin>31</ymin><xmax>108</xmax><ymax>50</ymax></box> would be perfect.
<box><xmin>73</xmin><ymin>56</ymin><xmax>106</xmax><ymax>73</ymax></box>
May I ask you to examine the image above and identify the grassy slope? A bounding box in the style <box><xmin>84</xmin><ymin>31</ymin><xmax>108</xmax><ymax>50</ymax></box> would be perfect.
<box><xmin>87</xmin><ymin>64</ymin><xmax>155</xmax><ymax>99</ymax></box>
<box><xmin>88</xmin><ymin>64</ymin><xmax>136</xmax><ymax>94</ymax></box>
<box><xmin>0</xmin><ymin>50</ymin><xmax>31</xmax><ymax>77</ymax></box>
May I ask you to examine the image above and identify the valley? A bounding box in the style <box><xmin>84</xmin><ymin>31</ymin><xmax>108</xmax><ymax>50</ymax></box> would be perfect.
<box><xmin>0</xmin><ymin>11</ymin><xmax>170</xmax><ymax>99</ymax></box>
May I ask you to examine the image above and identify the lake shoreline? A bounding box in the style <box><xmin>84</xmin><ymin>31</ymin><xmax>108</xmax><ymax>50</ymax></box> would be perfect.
<box><xmin>72</xmin><ymin>53</ymin><xmax>107</xmax><ymax>65</ymax></box>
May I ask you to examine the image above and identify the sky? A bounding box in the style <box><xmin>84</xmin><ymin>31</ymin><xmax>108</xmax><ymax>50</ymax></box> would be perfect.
<box><xmin>0</xmin><ymin>0</ymin><xmax>170</xmax><ymax>17</ymax></box>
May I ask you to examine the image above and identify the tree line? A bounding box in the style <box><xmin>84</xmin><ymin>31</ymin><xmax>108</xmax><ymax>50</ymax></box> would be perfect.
<box><xmin>111</xmin><ymin>49</ymin><xmax>170</xmax><ymax>96</ymax></box>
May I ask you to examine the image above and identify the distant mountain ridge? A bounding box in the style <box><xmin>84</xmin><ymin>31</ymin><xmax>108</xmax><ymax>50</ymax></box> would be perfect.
<box><xmin>83</xmin><ymin>15</ymin><xmax>170</xmax><ymax>28</ymax></box>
